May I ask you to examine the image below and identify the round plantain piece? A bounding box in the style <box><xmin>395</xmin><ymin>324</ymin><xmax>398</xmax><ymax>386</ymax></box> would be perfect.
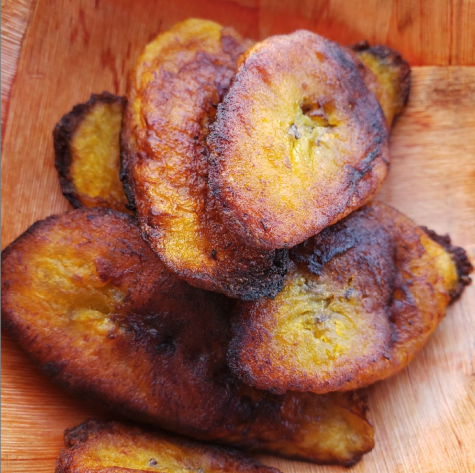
<box><xmin>208</xmin><ymin>30</ymin><xmax>390</xmax><ymax>250</ymax></box>
<box><xmin>351</xmin><ymin>41</ymin><xmax>411</xmax><ymax>126</ymax></box>
<box><xmin>1</xmin><ymin>208</ymin><xmax>374</xmax><ymax>466</ymax></box>
<box><xmin>56</xmin><ymin>420</ymin><xmax>281</xmax><ymax>473</ymax></box>
<box><xmin>121</xmin><ymin>19</ymin><xmax>287</xmax><ymax>301</ymax></box>
<box><xmin>54</xmin><ymin>92</ymin><xmax>131</xmax><ymax>213</ymax></box>
<box><xmin>229</xmin><ymin>202</ymin><xmax>472</xmax><ymax>394</ymax></box>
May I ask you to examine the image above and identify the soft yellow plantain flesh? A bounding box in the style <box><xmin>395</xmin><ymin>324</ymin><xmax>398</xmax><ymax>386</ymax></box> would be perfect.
<box><xmin>208</xmin><ymin>31</ymin><xmax>390</xmax><ymax>250</ymax></box>
<box><xmin>56</xmin><ymin>420</ymin><xmax>280</xmax><ymax>473</ymax></box>
<box><xmin>229</xmin><ymin>202</ymin><xmax>472</xmax><ymax>394</ymax></box>
<box><xmin>1</xmin><ymin>208</ymin><xmax>374</xmax><ymax>466</ymax></box>
<box><xmin>351</xmin><ymin>41</ymin><xmax>411</xmax><ymax>126</ymax></box>
<box><xmin>54</xmin><ymin>92</ymin><xmax>131</xmax><ymax>213</ymax></box>
<box><xmin>121</xmin><ymin>19</ymin><xmax>288</xmax><ymax>300</ymax></box>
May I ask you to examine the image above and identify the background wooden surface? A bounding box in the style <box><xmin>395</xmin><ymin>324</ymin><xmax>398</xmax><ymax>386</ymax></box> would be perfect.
<box><xmin>1</xmin><ymin>0</ymin><xmax>474</xmax><ymax>472</ymax></box>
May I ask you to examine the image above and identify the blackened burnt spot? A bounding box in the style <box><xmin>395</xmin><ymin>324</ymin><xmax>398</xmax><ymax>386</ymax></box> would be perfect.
<box><xmin>43</xmin><ymin>360</ymin><xmax>66</xmax><ymax>377</ymax></box>
<box><xmin>307</xmin><ymin>233</ymin><xmax>357</xmax><ymax>276</ymax></box>
<box><xmin>273</xmin><ymin>249</ymin><xmax>289</xmax><ymax>269</ymax></box>
<box><xmin>344</xmin><ymin>287</ymin><xmax>354</xmax><ymax>300</ymax></box>
<box><xmin>220</xmin><ymin>31</ymin><xmax>244</xmax><ymax>60</ymax></box>
<box><xmin>421</xmin><ymin>226</ymin><xmax>473</xmax><ymax>301</ymax></box>
<box><xmin>350</xmin><ymin>40</ymin><xmax>370</xmax><ymax>53</ymax></box>
<box><xmin>155</xmin><ymin>333</ymin><xmax>177</xmax><ymax>355</ymax></box>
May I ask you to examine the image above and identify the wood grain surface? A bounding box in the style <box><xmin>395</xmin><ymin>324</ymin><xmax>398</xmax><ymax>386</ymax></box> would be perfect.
<box><xmin>1</xmin><ymin>0</ymin><xmax>475</xmax><ymax>472</ymax></box>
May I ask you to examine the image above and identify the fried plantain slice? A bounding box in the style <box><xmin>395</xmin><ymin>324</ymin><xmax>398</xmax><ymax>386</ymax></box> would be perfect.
<box><xmin>351</xmin><ymin>41</ymin><xmax>411</xmax><ymax>126</ymax></box>
<box><xmin>1</xmin><ymin>208</ymin><xmax>374</xmax><ymax>466</ymax></box>
<box><xmin>229</xmin><ymin>202</ymin><xmax>473</xmax><ymax>394</ymax></box>
<box><xmin>208</xmin><ymin>31</ymin><xmax>390</xmax><ymax>251</ymax></box>
<box><xmin>56</xmin><ymin>420</ymin><xmax>280</xmax><ymax>473</ymax></box>
<box><xmin>121</xmin><ymin>19</ymin><xmax>287</xmax><ymax>301</ymax></box>
<box><xmin>54</xmin><ymin>92</ymin><xmax>131</xmax><ymax>214</ymax></box>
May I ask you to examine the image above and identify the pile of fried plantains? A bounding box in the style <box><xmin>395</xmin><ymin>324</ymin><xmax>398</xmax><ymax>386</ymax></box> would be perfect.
<box><xmin>2</xmin><ymin>18</ymin><xmax>472</xmax><ymax>472</ymax></box>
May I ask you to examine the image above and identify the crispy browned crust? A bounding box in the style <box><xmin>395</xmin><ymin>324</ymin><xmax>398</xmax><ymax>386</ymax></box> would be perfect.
<box><xmin>208</xmin><ymin>30</ymin><xmax>390</xmax><ymax>250</ymax></box>
<box><xmin>54</xmin><ymin>92</ymin><xmax>130</xmax><ymax>212</ymax></box>
<box><xmin>421</xmin><ymin>226</ymin><xmax>473</xmax><ymax>301</ymax></box>
<box><xmin>56</xmin><ymin>420</ymin><xmax>280</xmax><ymax>473</ymax></box>
<box><xmin>1</xmin><ymin>208</ymin><xmax>373</xmax><ymax>465</ymax></box>
<box><xmin>351</xmin><ymin>41</ymin><xmax>411</xmax><ymax>126</ymax></box>
<box><xmin>121</xmin><ymin>19</ymin><xmax>287</xmax><ymax>301</ymax></box>
<box><xmin>229</xmin><ymin>202</ymin><xmax>470</xmax><ymax>394</ymax></box>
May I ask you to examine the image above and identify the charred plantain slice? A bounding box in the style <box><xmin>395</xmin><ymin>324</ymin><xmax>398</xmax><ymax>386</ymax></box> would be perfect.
<box><xmin>351</xmin><ymin>41</ymin><xmax>411</xmax><ymax>126</ymax></box>
<box><xmin>121</xmin><ymin>19</ymin><xmax>288</xmax><ymax>301</ymax></box>
<box><xmin>229</xmin><ymin>202</ymin><xmax>472</xmax><ymax>394</ymax></box>
<box><xmin>208</xmin><ymin>31</ymin><xmax>390</xmax><ymax>251</ymax></box>
<box><xmin>1</xmin><ymin>208</ymin><xmax>374</xmax><ymax>466</ymax></box>
<box><xmin>54</xmin><ymin>92</ymin><xmax>131</xmax><ymax>213</ymax></box>
<box><xmin>56</xmin><ymin>420</ymin><xmax>280</xmax><ymax>473</ymax></box>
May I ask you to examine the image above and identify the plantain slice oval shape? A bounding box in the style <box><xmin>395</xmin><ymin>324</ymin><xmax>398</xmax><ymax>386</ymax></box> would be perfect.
<box><xmin>121</xmin><ymin>18</ymin><xmax>288</xmax><ymax>301</ymax></box>
<box><xmin>1</xmin><ymin>208</ymin><xmax>374</xmax><ymax>466</ymax></box>
<box><xmin>351</xmin><ymin>42</ymin><xmax>411</xmax><ymax>127</ymax></box>
<box><xmin>229</xmin><ymin>202</ymin><xmax>473</xmax><ymax>394</ymax></box>
<box><xmin>54</xmin><ymin>92</ymin><xmax>131</xmax><ymax>213</ymax></box>
<box><xmin>56</xmin><ymin>420</ymin><xmax>281</xmax><ymax>473</ymax></box>
<box><xmin>208</xmin><ymin>30</ymin><xmax>390</xmax><ymax>250</ymax></box>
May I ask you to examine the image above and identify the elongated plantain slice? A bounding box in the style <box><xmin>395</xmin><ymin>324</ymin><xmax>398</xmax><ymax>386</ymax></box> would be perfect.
<box><xmin>351</xmin><ymin>41</ymin><xmax>411</xmax><ymax>126</ymax></box>
<box><xmin>1</xmin><ymin>208</ymin><xmax>374</xmax><ymax>466</ymax></box>
<box><xmin>229</xmin><ymin>202</ymin><xmax>473</xmax><ymax>394</ymax></box>
<box><xmin>54</xmin><ymin>92</ymin><xmax>131</xmax><ymax>213</ymax></box>
<box><xmin>121</xmin><ymin>19</ymin><xmax>288</xmax><ymax>301</ymax></box>
<box><xmin>56</xmin><ymin>420</ymin><xmax>280</xmax><ymax>473</ymax></box>
<box><xmin>208</xmin><ymin>31</ymin><xmax>390</xmax><ymax>251</ymax></box>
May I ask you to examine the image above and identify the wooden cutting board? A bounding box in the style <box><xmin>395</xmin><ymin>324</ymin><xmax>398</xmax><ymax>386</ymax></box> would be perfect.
<box><xmin>1</xmin><ymin>1</ymin><xmax>474</xmax><ymax>472</ymax></box>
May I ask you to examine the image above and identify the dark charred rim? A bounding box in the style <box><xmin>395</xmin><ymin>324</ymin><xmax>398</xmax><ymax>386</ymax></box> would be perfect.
<box><xmin>117</xmin><ymin>25</ymin><xmax>282</xmax><ymax>299</ymax></box>
<box><xmin>119</xmin><ymin>54</ymin><xmax>290</xmax><ymax>301</ymax></box>
<box><xmin>351</xmin><ymin>41</ymin><xmax>411</xmax><ymax>112</ymax></box>
<box><xmin>2</xmin><ymin>208</ymin><xmax>371</xmax><ymax>467</ymax></box>
<box><xmin>53</xmin><ymin>92</ymin><xmax>127</xmax><ymax>209</ymax></box>
<box><xmin>227</xmin><ymin>290</ymin><xmax>372</xmax><ymax>396</ymax></box>
<box><xmin>1</xmin><ymin>209</ymin><xmax>138</xmax><ymax>398</ymax></box>
<box><xmin>1</xmin><ymin>207</ymin><xmax>158</xmax><ymax>441</ymax></box>
<box><xmin>227</xmin><ymin>309</ymin><xmax>259</xmax><ymax>389</ymax></box>
<box><xmin>1</xmin><ymin>207</ymin><xmax>136</xmax><ymax>264</ymax></box>
<box><xmin>228</xmin><ymin>329</ymin><xmax>382</xmax><ymax>396</ymax></box>
<box><xmin>60</xmin><ymin>419</ymin><xmax>282</xmax><ymax>472</ymax></box>
<box><xmin>119</xmin><ymin>140</ymin><xmax>138</xmax><ymax>213</ymax></box>
<box><xmin>208</xmin><ymin>32</ymin><xmax>390</xmax><ymax>251</ymax></box>
<box><xmin>421</xmin><ymin>226</ymin><xmax>473</xmax><ymax>302</ymax></box>
<box><xmin>138</xmin><ymin>219</ymin><xmax>290</xmax><ymax>301</ymax></box>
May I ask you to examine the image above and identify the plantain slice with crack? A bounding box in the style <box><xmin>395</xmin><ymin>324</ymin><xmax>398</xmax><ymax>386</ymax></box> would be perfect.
<box><xmin>1</xmin><ymin>208</ymin><xmax>374</xmax><ymax>466</ymax></box>
<box><xmin>208</xmin><ymin>30</ymin><xmax>390</xmax><ymax>251</ymax></box>
<box><xmin>54</xmin><ymin>92</ymin><xmax>131</xmax><ymax>213</ymax></box>
<box><xmin>56</xmin><ymin>420</ymin><xmax>281</xmax><ymax>473</ymax></box>
<box><xmin>229</xmin><ymin>202</ymin><xmax>473</xmax><ymax>394</ymax></box>
<box><xmin>351</xmin><ymin>41</ymin><xmax>411</xmax><ymax>126</ymax></box>
<box><xmin>121</xmin><ymin>18</ymin><xmax>288</xmax><ymax>301</ymax></box>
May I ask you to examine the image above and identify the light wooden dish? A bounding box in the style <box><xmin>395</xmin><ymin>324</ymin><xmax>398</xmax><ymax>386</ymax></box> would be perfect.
<box><xmin>1</xmin><ymin>1</ymin><xmax>475</xmax><ymax>472</ymax></box>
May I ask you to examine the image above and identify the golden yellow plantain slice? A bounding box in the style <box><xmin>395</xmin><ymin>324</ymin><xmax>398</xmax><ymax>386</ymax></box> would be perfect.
<box><xmin>229</xmin><ymin>202</ymin><xmax>473</xmax><ymax>394</ymax></box>
<box><xmin>1</xmin><ymin>208</ymin><xmax>373</xmax><ymax>466</ymax></box>
<box><xmin>121</xmin><ymin>19</ymin><xmax>288</xmax><ymax>300</ymax></box>
<box><xmin>208</xmin><ymin>30</ymin><xmax>390</xmax><ymax>250</ymax></box>
<box><xmin>54</xmin><ymin>92</ymin><xmax>131</xmax><ymax>213</ymax></box>
<box><xmin>56</xmin><ymin>420</ymin><xmax>280</xmax><ymax>473</ymax></box>
<box><xmin>351</xmin><ymin>41</ymin><xmax>411</xmax><ymax>126</ymax></box>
